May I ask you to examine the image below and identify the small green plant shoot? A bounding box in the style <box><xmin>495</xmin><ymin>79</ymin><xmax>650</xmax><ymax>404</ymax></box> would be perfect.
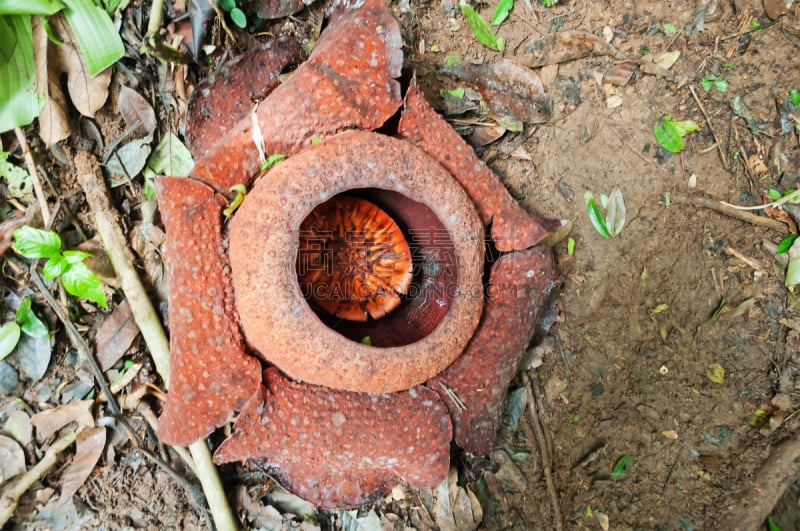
<box><xmin>654</xmin><ymin>115</ymin><xmax>700</xmax><ymax>153</ymax></box>
<box><xmin>460</xmin><ymin>5</ymin><xmax>504</xmax><ymax>52</ymax></box>
<box><xmin>218</xmin><ymin>0</ymin><xmax>246</xmax><ymax>28</ymax></box>
<box><xmin>541</xmin><ymin>0</ymin><xmax>559</xmax><ymax>6</ymax></box>
<box><xmin>611</xmin><ymin>455</ymin><xmax>631</xmax><ymax>478</ymax></box>
<box><xmin>12</xmin><ymin>226</ymin><xmax>108</xmax><ymax>309</ymax></box>
<box><xmin>790</xmin><ymin>89</ymin><xmax>800</xmax><ymax>107</ymax></box>
<box><xmin>700</xmin><ymin>76</ymin><xmax>728</xmax><ymax>93</ymax></box>
<box><xmin>224</xmin><ymin>184</ymin><xmax>247</xmax><ymax>217</ymax></box>
<box><xmin>584</xmin><ymin>189</ymin><xmax>626</xmax><ymax>238</ymax></box>
<box><xmin>491</xmin><ymin>0</ymin><xmax>513</xmax><ymax>26</ymax></box>
<box><xmin>439</xmin><ymin>87</ymin><xmax>465</xmax><ymax>99</ymax></box>
<box><xmin>662</xmin><ymin>23</ymin><xmax>677</xmax><ymax>35</ymax></box>
<box><xmin>0</xmin><ymin>296</ymin><xmax>49</xmax><ymax>361</ymax></box>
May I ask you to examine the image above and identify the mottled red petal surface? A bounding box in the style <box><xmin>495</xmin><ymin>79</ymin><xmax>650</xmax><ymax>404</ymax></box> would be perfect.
<box><xmin>214</xmin><ymin>369</ymin><xmax>452</xmax><ymax>509</ymax></box>
<box><xmin>184</xmin><ymin>37</ymin><xmax>305</xmax><ymax>160</ymax></box>
<box><xmin>230</xmin><ymin>130</ymin><xmax>484</xmax><ymax>394</ymax></box>
<box><xmin>190</xmin><ymin>0</ymin><xmax>403</xmax><ymax>192</ymax></box>
<box><xmin>155</xmin><ymin>177</ymin><xmax>261</xmax><ymax>446</ymax></box>
<box><xmin>399</xmin><ymin>84</ymin><xmax>562</xmax><ymax>251</ymax></box>
<box><xmin>429</xmin><ymin>246</ymin><xmax>557</xmax><ymax>455</ymax></box>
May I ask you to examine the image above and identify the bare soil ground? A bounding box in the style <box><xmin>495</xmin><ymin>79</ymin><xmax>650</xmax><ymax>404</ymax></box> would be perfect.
<box><xmin>2</xmin><ymin>0</ymin><xmax>800</xmax><ymax>529</ymax></box>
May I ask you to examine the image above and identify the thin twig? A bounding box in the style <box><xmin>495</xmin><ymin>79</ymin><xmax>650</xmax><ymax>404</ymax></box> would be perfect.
<box><xmin>0</xmin><ymin>426</ymin><xmax>81</xmax><ymax>526</ymax></box>
<box><xmin>719</xmin><ymin>19</ymin><xmax>780</xmax><ymax>41</ymax></box>
<box><xmin>13</xmin><ymin>128</ymin><xmax>51</xmax><ymax>222</ymax></box>
<box><xmin>670</xmin><ymin>192</ymin><xmax>787</xmax><ymax>232</ymax></box>
<box><xmin>688</xmin><ymin>85</ymin><xmax>727</xmax><ymax>169</ymax></box>
<box><xmin>525</xmin><ymin>372</ymin><xmax>563</xmax><ymax>530</ymax></box>
<box><xmin>73</xmin><ymin>151</ymin><xmax>237</xmax><ymax>531</ymax></box>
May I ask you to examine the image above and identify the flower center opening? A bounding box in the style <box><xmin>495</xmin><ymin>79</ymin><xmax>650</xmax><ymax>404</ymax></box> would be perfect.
<box><xmin>297</xmin><ymin>195</ymin><xmax>413</xmax><ymax>322</ymax></box>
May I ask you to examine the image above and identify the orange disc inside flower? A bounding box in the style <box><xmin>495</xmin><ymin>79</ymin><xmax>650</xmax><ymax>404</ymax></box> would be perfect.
<box><xmin>297</xmin><ymin>196</ymin><xmax>413</xmax><ymax>322</ymax></box>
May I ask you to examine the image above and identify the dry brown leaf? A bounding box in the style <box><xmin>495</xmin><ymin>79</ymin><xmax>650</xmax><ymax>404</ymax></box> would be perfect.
<box><xmin>442</xmin><ymin>59</ymin><xmax>551</xmax><ymax>125</ymax></box>
<box><xmin>0</xmin><ymin>435</ymin><xmax>26</xmax><ymax>483</ymax></box>
<box><xmin>603</xmin><ymin>61</ymin><xmax>637</xmax><ymax>86</ymax></box>
<box><xmin>119</xmin><ymin>86</ymin><xmax>157</xmax><ymax>135</ymax></box>
<box><xmin>32</xmin><ymin>18</ymin><xmax>71</xmax><ymax>147</ymax></box>
<box><xmin>519</xmin><ymin>30</ymin><xmax>619</xmax><ymax>68</ymax></box>
<box><xmin>95</xmin><ymin>300</ymin><xmax>140</xmax><ymax>371</ymax></box>
<box><xmin>0</xmin><ymin>211</ymin><xmax>33</xmax><ymax>257</ymax></box>
<box><xmin>30</xmin><ymin>400</ymin><xmax>94</xmax><ymax>443</ymax></box>
<box><xmin>467</xmin><ymin>122</ymin><xmax>506</xmax><ymax>147</ymax></box>
<box><xmin>49</xmin><ymin>15</ymin><xmax>111</xmax><ymax>118</ymax></box>
<box><xmin>56</xmin><ymin>426</ymin><xmax>105</xmax><ymax>505</ymax></box>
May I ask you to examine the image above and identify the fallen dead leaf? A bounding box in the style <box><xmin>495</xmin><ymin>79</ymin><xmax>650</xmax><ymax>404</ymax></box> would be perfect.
<box><xmin>0</xmin><ymin>434</ymin><xmax>26</xmax><ymax>483</ymax></box>
<box><xmin>442</xmin><ymin>59</ymin><xmax>551</xmax><ymax>125</ymax></box>
<box><xmin>56</xmin><ymin>426</ymin><xmax>105</xmax><ymax>505</ymax></box>
<box><xmin>31</xmin><ymin>400</ymin><xmax>94</xmax><ymax>442</ymax></box>
<box><xmin>603</xmin><ymin>61</ymin><xmax>637</xmax><ymax>86</ymax></box>
<box><xmin>95</xmin><ymin>300</ymin><xmax>140</xmax><ymax>371</ymax></box>
<box><xmin>119</xmin><ymin>86</ymin><xmax>157</xmax><ymax>136</ymax></box>
<box><xmin>0</xmin><ymin>211</ymin><xmax>33</xmax><ymax>257</ymax></box>
<box><xmin>33</xmin><ymin>18</ymin><xmax>71</xmax><ymax>147</ymax></box>
<box><xmin>50</xmin><ymin>15</ymin><xmax>112</xmax><ymax>118</ymax></box>
<box><xmin>467</xmin><ymin>121</ymin><xmax>506</xmax><ymax>147</ymax></box>
<box><xmin>519</xmin><ymin>30</ymin><xmax>619</xmax><ymax>68</ymax></box>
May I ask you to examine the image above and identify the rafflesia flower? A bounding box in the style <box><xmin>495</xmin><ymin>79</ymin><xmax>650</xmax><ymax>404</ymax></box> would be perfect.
<box><xmin>156</xmin><ymin>0</ymin><xmax>559</xmax><ymax>508</ymax></box>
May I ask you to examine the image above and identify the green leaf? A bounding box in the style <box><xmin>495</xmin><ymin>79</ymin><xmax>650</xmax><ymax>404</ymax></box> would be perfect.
<box><xmin>144</xmin><ymin>132</ymin><xmax>195</xmax><ymax>178</ymax></box>
<box><xmin>42</xmin><ymin>254</ymin><xmax>69</xmax><ymax>280</ymax></box>
<box><xmin>706</xmin><ymin>362</ymin><xmax>724</xmax><ymax>384</ymax></box>
<box><xmin>61</xmin><ymin>261</ymin><xmax>108</xmax><ymax>309</ymax></box>
<box><xmin>491</xmin><ymin>0</ymin><xmax>513</xmax><ymax>26</ymax></box>
<box><xmin>15</xmin><ymin>297</ymin><xmax>49</xmax><ymax>338</ymax></box>
<box><xmin>360</xmin><ymin>336</ymin><xmax>371</xmax><ymax>345</ymax></box>
<box><xmin>218</xmin><ymin>0</ymin><xmax>234</xmax><ymax>10</ymax></box>
<box><xmin>790</xmin><ymin>89</ymin><xmax>800</xmax><ymax>106</ymax></box>
<box><xmin>0</xmin><ymin>0</ymin><xmax>65</xmax><ymax>15</ymax></box>
<box><xmin>261</xmin><ymin>153</ymin><xmax>286</xmax><ymax>171</ymax></box>
<box><xmin>768</xmin><ymin>515</ymin><xmax>782</xmax><ymax>531</ymax></box>
<box><xmin>12</xmin><ymin>226</ymin><xmax>62</xmax><ymax>259</ymax></box>
<box><xmin>460</xmin><ymin>5</ymin><xmax>505</xmax><ymax>52</ymax></box>
<box><xmin>605</xmin><ymin>188</ymin><xmax>626</xmax><ymax>236</ymax></box>
<box><xmin>62</xmin><ymin>0</ymin><xmax>124</xmax><ymax>76</ymax></box>
<box><xmin>662</xmin><ymin>23</ymin><xmax>676</xmax><ymax>35</ymax></box>
<box><xmin>223</xmin><ymin>184</ymin><xmax>247</xmax><ymax>217</ymax></box>
<box><xmin>0</xmin><ymin>15</ymin><xmax>44</xmax><ymax>133</ymax></box>
<box><xmin>700</xmin><ymin>77</ymin><xmax>713</xmax><ymax>91</ymax></box>
<box><xmin>0</xmin><ymin>321</ymin><xmax>21</xmax><ymax>361</ymax></box>
<box><xmin>585</xmin><ymin>193</ymin><xmax>610</xmax><ymax>238</ymax></box>
<box><xmin>440</xmin><ymin>87</ymin><xmax>465</xmax><ymax>99</ymax></box>
<box><xmin>0</xmin><ymin>151</ymin><xmax>34</xmax><ymax>200</ymax></box>
<box><xmin>654</xmin><ymin>115</ymin><xmax>698</xmax><ymax>153</ymax></box>
<box><xmin>567</xmin><ymin>237</ymin><xmax>575</xmax><ymax>255</ymax></box>
<box><xmin>62</xmin><ymin>249</ymin><xmax>92</xmax><ymax>264</ymax></box>
<box><xmin>777</xmin><ymin>234</ymin><xmax>798</xmax><ymax>254</ymax></box>
<box><xmin>443</xmin><ymin>54</ymin><xmax>460</xmax><ymax>67</ymax></box>
<box><xmin>768</xmin><ymin>188</ymin><xmax>783</xmax><ymax>200</ymax></box>
<box><xmin>229</xmin><ymin>7</ymin><xmax>246</xmax><ymax>28</ymax></box>
<box><xmin>611</xmin><ymin>455</ymin><xmax>630</xmax><ymax>477</ymax></box>
<box><xmin>713</xmin><ymin>78</ymin><xmax>728</xmax><ymax>93</ymax></box>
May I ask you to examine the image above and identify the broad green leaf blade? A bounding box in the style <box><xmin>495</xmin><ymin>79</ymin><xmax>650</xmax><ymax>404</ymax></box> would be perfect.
<box><xmin>12</xmin><ymin>226</ymin><xmax>62</xmax><ymax>259</ymax></box>
<box><xmin>653</xmin><ymin>115</ymin><xmax>684</xmax><ymax>153</ymax></box>
<box><xmin>0</xmin><ymin>15</ymin><xmax>44</xmax><ymax>133</ymax></box>
<box><xmin>0</xmin><ymin>321</ymin><xmax>21</xmax><ymax>361</ymax></box>
<box><xmin>606</xmin><ymin>188</ymin><xmax>626</xmax><ymax>236</ymax></box>
<box><xmin>0</xmin><ymin>0</ymin><xmax>65</xmax><ymax>15</ymax></box>
<box><xmin>672</xmin><ymin>119</ymin><xmax>699</xmax><ymax>136</ymax></box>
<box><xmin>62</xmin><ymin>249</ymin><xmax>92</xmax><ymax>264</ymax></box>
<box><xmin>229</xmin><ymin>7</ymin><xmax>246</xmax><ymax>28</ymax></box>
<box><xmin>491</xmin><ymin>0</ymin><xmax>513</xmax><ymax>25</ymax></box>
<box><xmin>460</xmin><ymin>5</ymin><xmax>504</xmax><ymax>52</ymax></box>
<box><xmin>62</xmin><ymin>0</ymin><xmax>123</xmax><ymax>76</ymax></box>
<box><xmin>15</xmin><ymin>297</ymin><xmax>49</xmax><ymax>338</ymax></box>
<box><xmin>42</xmin><ymin>254</ymin><xmax>69</xmax><ymax>279</ymax></box>
<box><xmin>777</xmin><ymin>234</ymin><xmax>798</xmax><ymax>254</ymax></box>
<box><xmin>61</xmin><ymin>261</ymin><xmax>108</xmax><ymax>308</ymax></box>
<box><xmin>585</xmin><ymin>194</ymin><xmax>610</xmax><ymax>238</ymax></box>
<box><xmin>144</xmin><ymin>132</ymin><xmax>195</xmax><ymax>178</ymax></box>
<box><xmin>786</xmin><ymin>238</ymin><xmax>800</xmax><ymax>288</ymax></box>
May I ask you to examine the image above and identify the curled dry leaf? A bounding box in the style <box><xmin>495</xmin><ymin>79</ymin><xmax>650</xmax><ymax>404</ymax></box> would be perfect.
<box><xmin>0</xmin><ymin>434</ymin><xmax>26</xmax><ymax>483</ymax></box>
<box><xmin>30</xmin><ymin>400</ymin><xmax>94</xmax><ymax>442</ymax></box>
<box><xmin>519</xmin><ymin>30</ymin><xmax>619</xmax><ymax>68</ymax></box>
<box><xmin>603</xmin><ymin>61</ymin><xmax>637</xmax><ymax>86</ymax></box>
<box><xmin>50</xmin><ymin>15</ymin><xmax>112</xmax><ymax>118</ymax></box>
<box><xmin>95</xmin><ymin>300</ymin><xmax>140</xmax><ymax>371</ymax></box>
<box><xmin>56</xmin><ymin>426</ymin><xmax>105</xmax><ymax>505</ymax></box>
<box><xmin>118</xmin><ymin>86</ymin><xmax>157</xmax><ymax>136</ymax></box>
<box><xmin>0</xmin><ymin>211</ymin><xmax>33</xmax><ymax>257</ymax></box>
<box><xmin>442</xmin><ymin>59</ymin><xmax>551</xmax><ymax>125</ymax></box>
<box><xmin>33</xmin><ymin>18</ymin><xmax>70</xmax><ymax>147</ymax></box>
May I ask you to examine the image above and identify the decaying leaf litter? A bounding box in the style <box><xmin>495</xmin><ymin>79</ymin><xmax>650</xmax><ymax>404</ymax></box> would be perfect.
<box><xmin>2</xmin><ymin>0</ymin><xmax>800</xmax><ymax>529</ymax></box>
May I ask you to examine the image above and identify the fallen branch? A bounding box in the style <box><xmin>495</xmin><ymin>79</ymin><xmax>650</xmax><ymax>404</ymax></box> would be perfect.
<box><xmin>670</xmin><ymin>192</ymin><xmax>787</xmax><ymax>232</ymax></box>
<box><xmin>719</xmin><ymin>433</ymin><xmax>800</xmax><ymax>530</ymax></box>
<box><xmin>74</xmin><ymin>151</ymin><xmax>237</xmax><ymax>531</ymax></box>
<box><xmin>0</xmin><ymin>426</ymin><xmax>80</xmax><ymax>526</ymax></box>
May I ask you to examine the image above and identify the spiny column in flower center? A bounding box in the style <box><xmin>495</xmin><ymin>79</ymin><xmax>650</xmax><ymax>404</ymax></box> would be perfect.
<box><xmin>297</xmin><ymin>195</ymin><xmax>413</xmax><ymax>321</ymax></box>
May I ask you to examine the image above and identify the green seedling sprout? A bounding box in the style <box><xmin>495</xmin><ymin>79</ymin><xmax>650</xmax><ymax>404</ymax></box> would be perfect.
<box><xmin>700</xmin><ymin>76</ymin><xmax>728</xmax><ymax>93</ymax></box>
<box><xmin>491</xmin><ymin>0</ymin><xmax>513</xmax><ymax>26</ymax></box>
<box><xmin>224</xmin><ymin>184</ymin><xmax>247</xmax><ymax>217</ymax></box>
<box><xmin>584</xmin><ymin>189</ymin><xmax>626</xmax><ymax>238</ymax></box>
<box><xmin>12</xmin><ymin>226</ymin><xmax>108</xmax><ymax>309</ymax></box>
<box><xmin>218</xmin><ymin>0</ymin><xmax>246</xmax><ymax>28</ymax></box>
<box><xmin>611</xmin><ymin>455</ymin><xmax>630</xmax><ymax>478</ymax></box>
<box><xmin>460</xmin><ymin>5</ymin><xmax>504</xmax><ymax>52</ymax></box>
<box><xmin>653</xmin><ymin>115</ymin><xmax>700</xmax><ymax>153</ymax></box>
